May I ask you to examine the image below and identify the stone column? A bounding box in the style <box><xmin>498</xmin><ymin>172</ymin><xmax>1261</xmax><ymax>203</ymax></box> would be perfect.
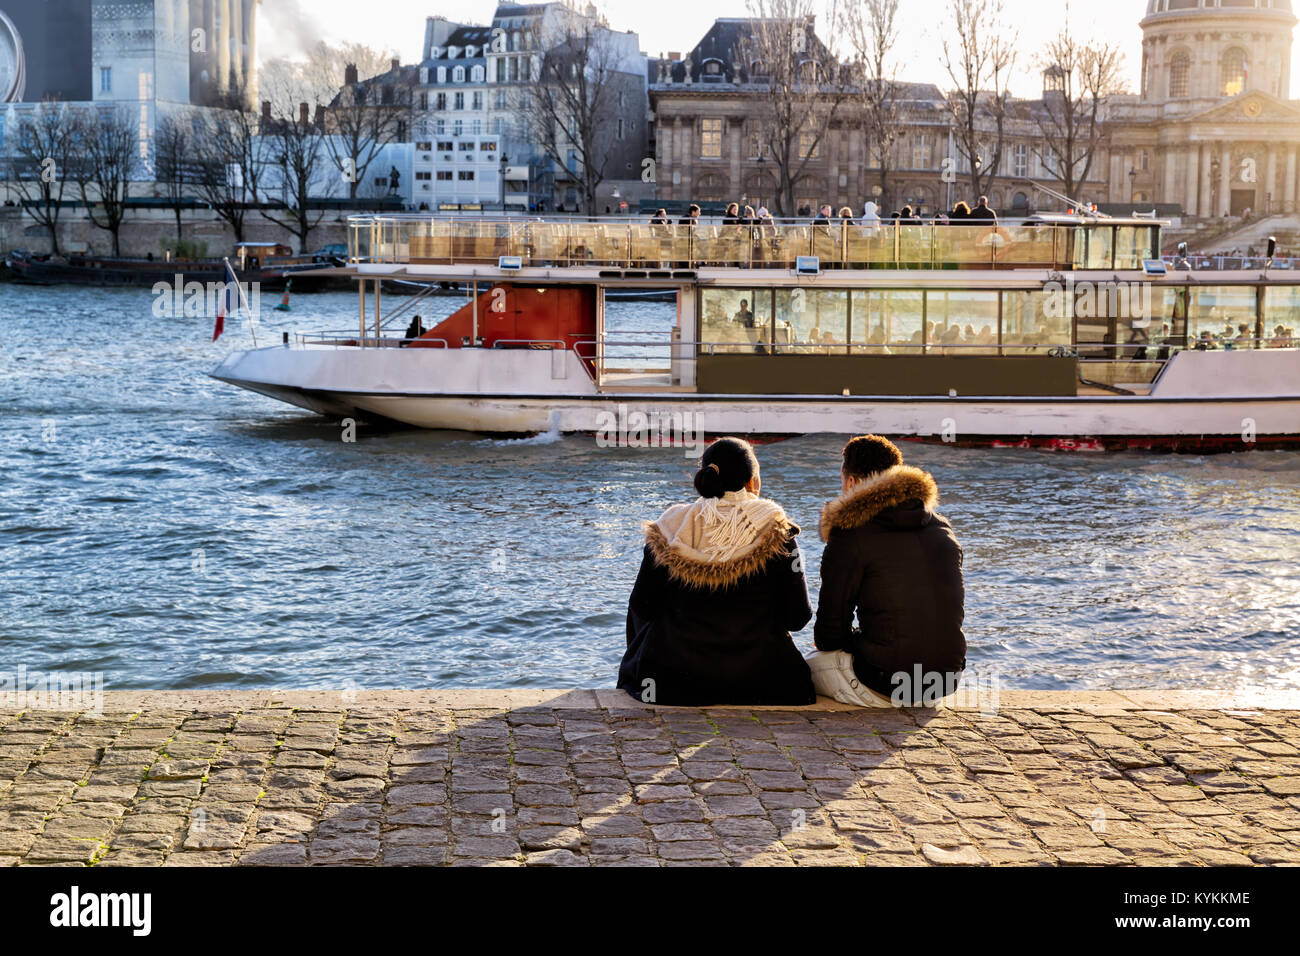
<box><xmin>1185</xmin><ymin>146</ymin><xmax>1199</xmax><ymax>217</ymax></box>
<box><xmin>1219</xmin><ymin>151</ymin><xmax>1231</xmax><ymax>217</ymax></box>
<box><xmin>1200</xmin><ymin>144</ymin><xmax>1213</xmax><ymax>217</ymax></box>
<box><xmin>217</xmin><ymin>0</ymin><xmax>232</xmax><ymax>92</ymax></box>
<box><xmin>728</xmin><ymin>117</ymin><xmax>742</xmax><ymax>201</ymax></box>
<box><xmin>1266</xmin><ymin>146</ymin><xmax>1279</xmax><ymax>215</ymax></box>
<box><xmin>229</xmin><ymin>0</ymin><xmax>243</xmax><ymax>98</ymax></box>
<box><xmin>1286</xmin><ymin>146</ymin><xmax>1297</xmax><ymax>214</ymax></box>
<box><xmin>1164</xmin><ymin>148</ymin><xmax>1178</xmax><ymax>208</ymax></box>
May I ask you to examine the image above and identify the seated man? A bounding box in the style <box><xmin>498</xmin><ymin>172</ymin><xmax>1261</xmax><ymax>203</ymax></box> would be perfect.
<box><xmin>808</xmin><ymin>435</ymin><xmax>966</xmax><ymax>707</ymax></box>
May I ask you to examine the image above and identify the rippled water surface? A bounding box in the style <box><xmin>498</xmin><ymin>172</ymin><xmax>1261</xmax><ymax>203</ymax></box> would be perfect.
<box><xmin>2</xmin><ymin>284</ymin><xmax>1298</xmax><ymax>691</ymax></box>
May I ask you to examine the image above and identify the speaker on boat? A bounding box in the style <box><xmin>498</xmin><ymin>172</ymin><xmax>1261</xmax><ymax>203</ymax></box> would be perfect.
<box><xmin>796</xmin><ymin>256</ymin><xmax>820</xmax><ymax>276</ymax></box>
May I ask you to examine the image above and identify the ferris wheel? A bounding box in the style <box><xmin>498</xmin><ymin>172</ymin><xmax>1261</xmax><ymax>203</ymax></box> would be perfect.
<box><xmin>0</xmin><ymin>10</ymin><xmax>26</xmax><ymax>103</ymax></box>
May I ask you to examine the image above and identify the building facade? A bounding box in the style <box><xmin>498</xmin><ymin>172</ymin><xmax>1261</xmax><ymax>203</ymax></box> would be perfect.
<box><xmin>652</xmin><ymin>2</ymin><xmax>1300</xmax><ymax>222</ymax></box>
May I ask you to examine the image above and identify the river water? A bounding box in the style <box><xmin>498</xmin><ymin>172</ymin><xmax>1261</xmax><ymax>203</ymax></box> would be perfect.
<box><xmin>2</xmin><ymin>284</ymin><xmax>1298</xmax><ymax>692</ymax></box>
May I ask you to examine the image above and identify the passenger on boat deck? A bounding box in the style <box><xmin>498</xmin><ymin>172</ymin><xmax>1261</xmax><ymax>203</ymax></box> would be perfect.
<box><xmin>838</xmin><ymin>206</ymin><xmax>856</xmax><ymax>224</ymax></box>
<box><xmin>619</xmin><ymin>437</ymin><xmax>815</xmax><ymax>706</ymax></box>
<box><xmin>1233</xmin><ymin>323</ymin><xmax>1252</xmax><ymax>347</ymax></box>
<box><xmin>733</xmin><ymin>299</ymin><xmax>755</xmax><ymax>327</ymax></box>
<box><xmin>723</xmin><ymin>202</ymin><xmax>741</xmax><ymax>226</ymax></box>
<box><xmin>807</xmin><ymin>435</ymin><xmax>966</xmax><ymax>708</ymax></box>
<box><xmin>860</xmin><ymin>201</ymin><xmax>881</xmax><ymax>226</ymax></box>
<box><xmin>950</xmin><ymin>201</ymin><xmax>972</xmax><ymax>221</ymax></box>
<box><xmin>403</xmin><ymin>314</ymin><xmax>425</xmax><ymax>340</ymax></box>
<box><xmin>968</xmin><ymin>196</ymin><xmax>998</xmax><ymax>223</ymax></box>
<box><xmin>812</xmin><ymin>204</ymin><xmax>833</xmax><ymax>226</ymax></box>
<box><xmin>649</xmin><ymin>208</ymin><xmax>670</xmax><ymax>227</ymax></box>
<box><xmin>679</xmin><ymin>204</ymin><xmax>701</xmax><ymax>227</ymax></box>
<box><xmin>742</xmin><ymin>205</ymin><xmax>757</xmax><ymax>225</ymax></box>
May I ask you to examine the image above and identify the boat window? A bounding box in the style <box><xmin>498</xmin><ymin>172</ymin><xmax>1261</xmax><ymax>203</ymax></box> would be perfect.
<box><xmin>1114</xmin><ymin>226</ymin><xmax>1154</xmax><ymax>270</ymax></box>
<box><xmin>775</xmin><ymin>289</ymin><xmax>848</xmax><ymax>353</ymax></box>
<box><xmin>850</xmin><ymin>290</ymin><xmax>923</xmax><ymax>354</ymax></box>
<box><xmin>1186</xmin><ymin>287</ymin><xmax>1258</xmax><ymax>349</ymax></box>
<box><xmin>927</xmin><ymin>291</ymin><xmax>999</xmax><ymax>354</ymax></box>
<box><xmin>701</xmin><ymin>288</ymin><xmax>771</xmax><ymax>353</ymax></box>
<box><xmin>1079</xmin><ymin>227</ymin><xmax>1114</xmax><ymax>269</ymax></box>
<box><xmin>1149</xmin><ymin>287</ymin><xmax>1189</xmax><ymax>348</ymax></box>
<box><xmin>1263</xmin><ymin>287</ymin><xmax>1299</xmax><ymax>348</ymax></box>
<box><xmin>1001</xmin><ymin>290</ymin><xmax>1072</xmax><ymax>354</ymax></box>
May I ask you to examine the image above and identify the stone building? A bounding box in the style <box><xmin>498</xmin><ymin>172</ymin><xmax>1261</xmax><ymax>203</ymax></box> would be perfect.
<box><xmin>1114</xmin><ymin>0</ymin><xmax>1300</xmax><ymax>217</ymax></box>
<box><xmin>651</xmin><ymin>2</ymin><xmax>1300</xmax><ymax>222</ymax></box>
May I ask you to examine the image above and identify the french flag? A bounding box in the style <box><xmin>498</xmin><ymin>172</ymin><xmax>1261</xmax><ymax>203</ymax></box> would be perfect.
<box><xmin>213</xmin><ymin>260</ymin><xmax>239</xmax><ymax>342</ymax></box>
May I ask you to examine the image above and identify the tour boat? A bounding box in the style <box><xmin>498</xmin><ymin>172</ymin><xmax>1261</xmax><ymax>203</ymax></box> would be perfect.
<box><xmin>211</xmin><ymin>214</ymin><xmax>1300</xmax><ymax>452</ymax></box>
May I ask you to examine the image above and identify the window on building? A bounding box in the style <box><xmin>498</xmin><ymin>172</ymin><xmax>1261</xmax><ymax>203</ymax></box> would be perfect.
<box><xmin>416</xmin><ymin>141</ymin><xmax>432</xmax><ymax>151</ymax></box>
<box><xmin>437</xmin><ymin>67</ymin><xmax>447</xmax><ymax>83</ymax></box>
<box><xmin>471</xmin><ymin>65</ymin><xmax>485</xmax><ymax>82</ymax></box>
<box><xmin>420</xmin><ymin>67</ymin><xmax>429</xmax><ymax>84</ymax></box>
<box><xmin>1013</xmin><ymin>143</ymin><xmax>1027</xmax><ymax>178</ymax></box>
<box><xmin>493</xmin><ymin>117</ymin><xmax>504</xmax><ymax>134</ymax></box>
<box><xmin>913</xmin><ymin>134</ymin><xmax>932</xmax><ymax>169</ymax></box>
<box><xmin>458</xmin><ymin>170</ymin><xmax>475</xmax><ymax>180</ymax></box>
<box><xmin>418</xmin><ymin>92</ymin><xmax>428</xmax><ymax>110</ymax></box>
<box><xmin>471</xmin><ymin>119</ymin><xmax>482</xmax><ymax>135</ymax></box>
<box><xmin>700</xmin><ymin>118</ymin><xmax>723</xmax><ymax>158</ymax></box>
<box><xmin>1169</xmin><ymin>50</ymin><xmax>1190</xmax><ymax>98</ymax></box>
<box><xmin>618</xmin><ymin>118</ymin><xmax>624</xmax><ymax>139</ymax></box>
<box><xmin>459</xmin><ymin>141</ymin><xmax>475</xmax><ymax>151</ymax></box>
<box><xmin>415</xmin><ymin>171</ymin><xmax>432</xmax><ymax>180</ymax></box>
<box><xmin>100</xmin><ymin>67</ymin><xmax>112</xmax><ymax>93</ymax></box>
<box><xmin>496</xmin><ymin>59</ymin><xmax>507</xmax><ymax>82</ymax></box>
<box><xmin>454</xmin><ymin>92</ymin><xmax>464</xmax><ymax>110</ymax></box>
<box><xmin>396</xmin><ymin>121</ymin><xmax>407</xmax><ymax>141</ymax></box>
<box><xmin>437</xmin><ymin>140</ymin><xmax>453</xmax><ymax>152</ymax></box>
<box><xmin>1222</xmin><ymin>48</ymin><xmax>1247</xmax><ymax>97</ymax></box>
<box><xmin>480</xmin><ymin>141</ymin><xmax>497</xmax><ymax>151</ymax></box>
<box><xmin>472</xmin><ymin>91</ymin><xmax>483</xmax><ymax>110</ymax></box>
<box><xmin>1139</xmin><ymin>149</ymin><xmax>1149</xmax><ymax>172</ymax></box>
<box><xmin>435</xmin><ymin>92</ymin><xmax>447</xmax><ymax>110</ymax></box>
<box><xmin>799</xmin><ymin>131</ymin><xmax>820</xmax><ymax>159</ymax></box>
<box><xmin>453</xmin><ymin>66</ymin><xmax>466</xmax><ymax>83</ymax></box>
<box><xmin>437</xmin><ymin>171</ymin><xmax>453</xmax><ymax>181</ymax></box>
<box><xmin>453</xmin><ymin>120</ymin><xmax>463</xmax><ymax>135</ymax></box>
<box><xmin>495</xmin><ymin>90</ymin><xmax>506</xmax><ymax>109</ymax></box>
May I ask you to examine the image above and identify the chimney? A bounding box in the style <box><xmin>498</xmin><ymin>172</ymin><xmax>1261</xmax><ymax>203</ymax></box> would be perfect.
<box><xmin>262</xmin><ymin>100</ymin><xmax>271</xmax><ymax>123</ymax></box>
<box><xmin>344</xmin><ymin>63</ymin><xmax>359</xmax><ymax>86</ymax></box>
<box><xmin>299</xmin><ymin>102</ymin><xmax>309</xmax><ymax>125</ymax></box>
<box><xmin>391</xmin><ymin>58</ymin><xmax>401</xmax><ymax>73</ymax></box>
<box><xmin>314</xmin><ymin>105</ymin><xmax>325</xmax><ymax>127</ymax></box>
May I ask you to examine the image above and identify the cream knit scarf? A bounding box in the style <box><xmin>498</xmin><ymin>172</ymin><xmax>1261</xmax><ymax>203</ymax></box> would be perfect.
<box><xmin>652</xmin><ymin>490</ymin><xmax>787</xmax><ymax>564</ymax></box>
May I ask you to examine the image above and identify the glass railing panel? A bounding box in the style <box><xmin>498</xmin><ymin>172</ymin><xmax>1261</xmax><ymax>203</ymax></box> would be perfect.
<box><xmin>998</xmin><ymin>225</ymin><xmax>1058</xmax><ymax>268</ymax></box>
<box><xmin>693</xmin><ymin>225</ymin><xmax>753</xmax><ymax>267</ymax></box>
<box><xmin>843</xmin><ymin>224</ymin><xmax>894</xmax><ymax>267</ymax></box>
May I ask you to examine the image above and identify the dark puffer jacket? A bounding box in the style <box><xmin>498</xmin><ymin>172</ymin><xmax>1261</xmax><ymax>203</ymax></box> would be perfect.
<box><xmin>813</xmin><ymin>465</ymin><xmax>966</xmax><ymax>704</ymax></box>
<box><xmin>620</xmin><ymin>513</ymin><xmax>815</xmax><ymax>706</ymax></box>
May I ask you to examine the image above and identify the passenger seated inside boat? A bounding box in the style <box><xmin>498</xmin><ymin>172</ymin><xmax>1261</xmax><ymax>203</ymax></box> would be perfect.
<box><xmin>733</xmin><ymin>299</ymin><xmax>755</xmax><ymax>327</ymax></box>
<box><xmin>619</xmin><ymin>437</ymin><xmax>815</xmax><ymax>707</ymax></box>
<box><xmin>402</xmin><ymin>314</ymin><xmax>426</xmax><ymax>345</ymax></box>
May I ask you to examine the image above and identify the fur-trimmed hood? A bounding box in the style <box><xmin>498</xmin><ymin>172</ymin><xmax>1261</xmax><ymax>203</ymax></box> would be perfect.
<box><xmin>645</xmin><ymin>491</ymin><xmax>797</xmax><ymax>590</ymax></box>
<box><xmin>818</xmin><ymin>465</ymin><xmax>939</xmax><ymax>541</ymax></box>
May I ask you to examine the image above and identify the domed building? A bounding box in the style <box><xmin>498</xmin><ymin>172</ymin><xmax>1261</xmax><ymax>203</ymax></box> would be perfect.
<box><xmin>1114</xmin><ymin>0</ymin><xmax>1300</xmax><ymax>216</ymax></box>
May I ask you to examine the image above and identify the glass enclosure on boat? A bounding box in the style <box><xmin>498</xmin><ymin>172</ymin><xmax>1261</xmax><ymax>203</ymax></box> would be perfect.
<box><xmin>348</xmin><ymin>215</ymin><xmax>1160</xmax><ymax>272</ymax></box>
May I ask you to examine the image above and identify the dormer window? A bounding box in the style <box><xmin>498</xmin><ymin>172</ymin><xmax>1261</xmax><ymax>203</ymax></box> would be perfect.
<box><xmin>453</xmin><ymin>66</ymin><xmax>466</xmax><ymax>83</ymax></box>
<box><xmin>437</xmin><ymin>66</ymin><xmax>447</xmax><ymax>83</ymax></box>
<box><xmin>419</xmin><ymin>67</ymin><xmax>429</xmax><ymax>84</ymax></box>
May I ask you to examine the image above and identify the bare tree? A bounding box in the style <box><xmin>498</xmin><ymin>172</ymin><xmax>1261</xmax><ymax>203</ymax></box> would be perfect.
<box><xmin>318</xmin><ymin>57</ymin><xmax>410</xmax><ymax>200</ymax></box>
<box><xmin>842</xmin><ymin>0</ymin><xmax>903</xmax><ymax>211</ymax></box>
<box><xmin>8</xmin><ymin>100</ymin><xmax>84</xmax><ymax>257</ymax></box>
<box><xmin>1033</xmin><ymin>23</ymin><xmax>1125</xmax><ymax>201</ymax></box>
<box><xmin>741</xmin><ymin>0</ymin><xmax>847</xmax><ymax>218</ymax></box>
<box><xmin>523</xmin><ymin>9</ymin><xmax>631</xmax><ymax>215</ymax></box>
<box><xmin>192</xmin><ymin>85</ymin><xmax>263</xmax><ymax>243</ymax></box>
<box><xmin>76</xmin><ymin>107</ymin><xmax>139</xmax><ymax>256</ymax></box>
<box><xmin>154</xmin><ymin>113</ymin><xmax>195</xmax><ymax>241</ymax></box>
<box><xmin>940</xmin><ymin>0</ymin><xmax>1017</xmax><ymax>199</ymax></box>
<box><xmin>258</xmin><ymin>95</ymin><xmax>331</xmax><ymax>253</ymax></box>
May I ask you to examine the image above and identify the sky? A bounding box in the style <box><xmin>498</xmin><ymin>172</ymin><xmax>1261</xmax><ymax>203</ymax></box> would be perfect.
<box><xmin>257</xmin><ymin>0</ymin><xmax>1155</xmax><ymax>96</ymax></box>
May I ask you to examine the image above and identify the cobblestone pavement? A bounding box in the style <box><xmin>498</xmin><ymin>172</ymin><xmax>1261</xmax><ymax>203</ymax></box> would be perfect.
<box><xmin>2</xmin><ymin>690</ymin><xmax>1299</xmax><ymax>867</ymax></box>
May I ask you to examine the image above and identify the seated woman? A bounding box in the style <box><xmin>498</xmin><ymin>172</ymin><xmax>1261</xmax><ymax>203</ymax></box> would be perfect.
<box><xmin>619</xmin><ymin>438</ymin><xmax>815</xmax><ymax>706</ymax></box>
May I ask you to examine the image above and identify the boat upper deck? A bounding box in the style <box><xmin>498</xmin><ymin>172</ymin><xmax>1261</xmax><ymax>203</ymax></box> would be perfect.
<box><xmin>348</xmin><ymin>214</ymin><xmax>1164</xmax><ymax>273</ymax></box>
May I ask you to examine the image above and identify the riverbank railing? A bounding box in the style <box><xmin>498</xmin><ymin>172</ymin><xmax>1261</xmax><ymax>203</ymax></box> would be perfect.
<box><xmin>348</xmin><ymin>216</ymin><xmax>1161</xmax><ymax>272</ymax></box>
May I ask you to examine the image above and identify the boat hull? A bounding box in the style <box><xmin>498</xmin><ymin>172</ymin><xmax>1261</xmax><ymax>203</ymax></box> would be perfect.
<box><xmin>211</xmin><ymin>345</ymin><xmax>1300</xmax><ymax>451</ymax></box>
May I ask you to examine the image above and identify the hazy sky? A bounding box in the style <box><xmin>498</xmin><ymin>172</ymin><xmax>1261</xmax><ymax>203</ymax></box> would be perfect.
<box><xmin>256</xmin><ymin>0</ymin><xmax>1295</xmax><ymax>97</ymax></box>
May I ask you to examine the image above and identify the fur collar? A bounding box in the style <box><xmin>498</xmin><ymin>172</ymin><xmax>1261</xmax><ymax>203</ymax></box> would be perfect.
<box><xmin>646</xmin><ymin>511</ymin><xmax>796</xmax><ymax>590</ymax></box>
<box><xmin>818</xmin><ymin>465</ymin><xmax>939</xmax><ymax>541</ymax></box>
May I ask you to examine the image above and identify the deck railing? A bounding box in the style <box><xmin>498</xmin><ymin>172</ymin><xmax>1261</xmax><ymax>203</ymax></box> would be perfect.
<box><xmin>348</xmin><ymin>216</ymin><xmax>1161</xmax><ymax>272</ymax></box>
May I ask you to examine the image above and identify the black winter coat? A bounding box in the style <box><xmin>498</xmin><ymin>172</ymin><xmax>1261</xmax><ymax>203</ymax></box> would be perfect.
<box><xmin>620</xmin><ymin>514</ymin><xmax>815</xmax><ymax>706</ymax></box>
<box><xmin>813</xmin><ymin>466</ymin><xmax>966</xmax><ymax>703</ymax></box>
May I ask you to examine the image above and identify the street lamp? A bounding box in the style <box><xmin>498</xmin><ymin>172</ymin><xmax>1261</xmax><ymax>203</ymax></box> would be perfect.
<box><xmin>499</xmin><ymin>153</ymin><xmax>509</xmax><ymax>211</ymax></box>
<box><xmin>1210</xmin><ymin>156</ymin><xmax>1221</xmax><ymax>217</ymax></box>
<box><xmin>1128</xmin><ymin>166</ymin><xmax>1137</xmax><ymax>204</ymax></box>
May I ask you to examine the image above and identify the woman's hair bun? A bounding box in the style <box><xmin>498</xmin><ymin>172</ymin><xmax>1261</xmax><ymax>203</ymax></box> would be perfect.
<box><xmin>693</xmin><ymin>437</ymin><xmax>758</xmax><ymax>499</ymax></box>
